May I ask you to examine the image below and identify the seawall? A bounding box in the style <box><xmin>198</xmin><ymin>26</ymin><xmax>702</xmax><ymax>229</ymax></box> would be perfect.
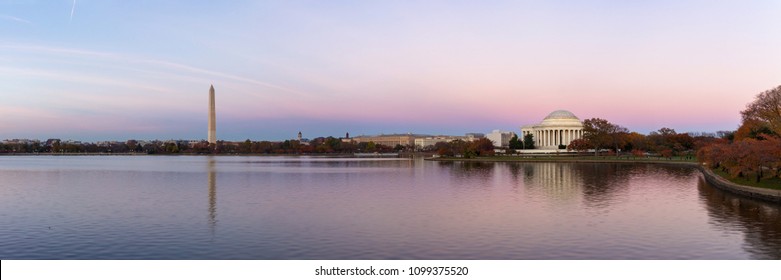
<box><xmin>694</xmin><ymin>164</ymin><xmax>781</xmax><ymax>203</ymax></box>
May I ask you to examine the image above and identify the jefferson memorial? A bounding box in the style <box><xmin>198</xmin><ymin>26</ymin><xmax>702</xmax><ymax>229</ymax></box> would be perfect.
<box><xmin>521</xmin><ymin>110</ymin><xmax>584</xmax><ymax>149</ymax></box>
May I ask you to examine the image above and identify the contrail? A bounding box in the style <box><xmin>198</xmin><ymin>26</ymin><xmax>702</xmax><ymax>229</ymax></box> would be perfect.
<box><xmin>69</xmin><ymin>0</ymin><xmax>76</xmax><ymax>23</ymax></box>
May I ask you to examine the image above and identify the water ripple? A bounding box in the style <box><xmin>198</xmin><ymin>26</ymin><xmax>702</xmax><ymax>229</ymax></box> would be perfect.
<box><xmin>0</xmin><ymin>156</ymin><xmax>779</xmax><ymax>259</ymax></box>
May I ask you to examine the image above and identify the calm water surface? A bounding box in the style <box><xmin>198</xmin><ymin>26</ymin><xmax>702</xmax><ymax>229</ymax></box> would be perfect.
<box><xmin>0</xmin><ymin>156</ymin><xmax>779</xmax><ymax>259</ymax></box>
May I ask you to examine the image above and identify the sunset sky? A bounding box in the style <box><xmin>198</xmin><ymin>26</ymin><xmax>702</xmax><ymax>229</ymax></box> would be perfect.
<box><xmin>1</xmin><ymin>1</ymin><xmax>779</xmax><ymax>141</ymax></box>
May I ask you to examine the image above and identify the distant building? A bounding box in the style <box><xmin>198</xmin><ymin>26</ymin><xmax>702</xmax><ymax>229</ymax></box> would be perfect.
<box><xmin>486</xmin><ymin>130</ymin><xmax>515</xmax><ymax>148</ymax></box>
<box><xmin>686</xmin><ymin>132</ymin><xmax>716</xmax><ymax>137</ymax></box>
<box><xmin>415</xmin><ymin>136</ymin><xmax>459</xmax><ymax>148</ymax></box>
<box><xmin>2</xmin><ymin>139</ymin><xmax>40</xmax><ymax>145</ymax></box>
<box><xmin>414</xmin><ymin>134</ymin><xmax>482</xmax><ymax>149</ymax></box>
<box><xmin>521</xmin><ymin>110</ymin><xmax>584</xmax><ymax>149</ymax></box>
<box><xmin>187</xmin><ymin>140</ymin><xmax>201</xmax><ymax>147</ymax></box>
<box><xmin>465</xmin><ymin>133</ymin><xmax>484</xmax><ymax>140</ymax></box>
<box><xmin>349</xmin><ymin>134</ymin><xmax>426</xmax><ymax>147</ymax></box>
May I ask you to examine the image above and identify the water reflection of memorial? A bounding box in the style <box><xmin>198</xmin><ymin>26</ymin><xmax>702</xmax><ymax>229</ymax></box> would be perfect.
<box><xmin>509</xmin><ymin>162</ymin><xmax>636</xmax><ymax>204</ymax></box>
<box><xmin>521</xmin><ymin>162</ymin><xmax>582</xmax><ymax>200</ymax></box>
<box><xmin>507</xmin><ymin>162</ymin><xmax>699</xmax><ymax>207</ymax></box>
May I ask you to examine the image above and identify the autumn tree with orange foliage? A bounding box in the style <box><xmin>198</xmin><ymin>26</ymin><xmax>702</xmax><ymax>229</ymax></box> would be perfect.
<box><xmin>566</xmin><ymin>139</ymin><xmax>592</xmax><ymax>154</ymax></box>
<box><xmin>581</xmin><ymin>118</ymin><xmax>628</xmax><ymax>156</ymax></box>
<box><xmin>624</xmin><ymin>132</ymin><xmax>648</xmax><ymax>152</ymax></box>
<box><xmin>698</xmin><ymin>85</ymin><xmax>781</xmax><ymax>183</ymax></box>
<box><xmin>435</xmin><ymin>138</ymin><xmax>495</xmax><ymax>158</ymax></box>
<box><xmin>734</xmin><ymin>119</ymin><xmax>775</xmax><ymax>141</ymax></box>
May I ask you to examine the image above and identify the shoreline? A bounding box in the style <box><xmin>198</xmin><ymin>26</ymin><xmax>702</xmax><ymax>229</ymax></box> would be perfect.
<box><xmin>427</xmin><ymin>156</ymin><xmax>781</xmax><ymax>203</ymax></box>
<box><xmin>0</xmin><ymin>153</ymin><xmax>360</xmax><ymax>157</ymax></box>
<box><xmin>695</xmin><ymin>165</ymin><xmax>781</xmax><ymax>203</ymax></box>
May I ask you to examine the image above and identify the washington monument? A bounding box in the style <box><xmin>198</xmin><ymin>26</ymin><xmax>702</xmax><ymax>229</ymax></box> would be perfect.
<box><xmin>208</xmin><ymin>84</ymin><xmax>216</xmax><ymax>144</ymax></box>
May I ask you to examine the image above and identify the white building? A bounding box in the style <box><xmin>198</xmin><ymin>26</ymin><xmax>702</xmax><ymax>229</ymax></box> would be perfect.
<box><xmin>415</xmin><ymin>136</ymin><xmax>456</xmax><ymax>149</ymax></box>
<box><xmin>521</xmin><ymin>110</ymin><xmax>584</xmax><ymax>149</ymax></box>
<box><xmin>486</xmin><ymin>130</ymin><xmax>515</xmax><ymax>148</ymax></box>
<box><xmin>464</xmin><ymin>133</ymin><xmax>485</xmax><ymax>140</ymax></box>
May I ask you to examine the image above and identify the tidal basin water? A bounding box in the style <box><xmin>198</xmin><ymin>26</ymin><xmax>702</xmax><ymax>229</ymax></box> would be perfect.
<box><xmin>0</xmin><ymin>156</ymin><xmax>779</xmax><ymax>259</ymax></box>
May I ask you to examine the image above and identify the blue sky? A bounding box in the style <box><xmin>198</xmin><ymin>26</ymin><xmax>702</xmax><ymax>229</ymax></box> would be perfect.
<box><xmin>1</xmin><ymin>1</ymin><xmax>780</xmax><ymax>141</ymax></box>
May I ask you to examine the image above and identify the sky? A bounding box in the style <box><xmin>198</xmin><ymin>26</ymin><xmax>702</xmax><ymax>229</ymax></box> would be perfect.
<box><xmin>1</xmin><ymin>0</ymin><xmax>779</xmax><ymax>141</ymax></box>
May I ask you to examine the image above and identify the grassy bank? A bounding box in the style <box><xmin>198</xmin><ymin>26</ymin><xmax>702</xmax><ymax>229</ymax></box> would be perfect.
<box><xmin>710</xmin><ymin>167</ymin><xmax>781</xmax><ymax>190</ymax></box>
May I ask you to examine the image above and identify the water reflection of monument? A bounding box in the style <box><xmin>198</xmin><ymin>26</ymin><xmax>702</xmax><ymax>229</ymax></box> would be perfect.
<box><xmin>521</xmin><ymin>162</ymin><xmax>581</xmax><ymax>199</ymax></box>
<box><xmin>511</xmin><ymin>162</ymin><xmax>634</xmax><ymax>206</ymax></box>
<box><xmin>208</xmin><ymin>158</ymin><xmax>217</xmax><ymax>235</ymax></box>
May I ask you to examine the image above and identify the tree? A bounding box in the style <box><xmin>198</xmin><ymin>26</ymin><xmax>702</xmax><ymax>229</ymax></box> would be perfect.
<box><xmin>698</xmin><ymin>133</ymin><xmax>781</xmax><ymax>182</ymax></box>
<box><xmin>624</xmin><ymin>132</ymin><xmax>647</xmax><ymax>151</ymax></box>
<box><xmin>434</xmin><ymin>141</ymin><xmax>454</xmax><ymax>157</ymax></box>
<box><xmin>610</xmin><ymin>125</ymin><xmax>629</xmax><ymax>152</ymax></box>
<box><xmin>365</xmin><ymin>141</ymin><xmax>377</xmax><ymax>152</ymax></box>
<box><xmin>508</xmin><ymin>134</ymin><xmax>522</xmax><ymax>149</ymax></box>
<box><xmin>523</xmin><ymin>133</ymin><xmax>535</xmax><ymax>149</ymax></box>
<box><xmin>449</xmin><ymin>139</ymin><xmax>469</xmax><ymax>157</ymax></box>
<box><xmin>110</xmin><ymin>142</ymin><xmax>129</xmax><ymax>153</ymax></box>
<box><xmin>734</xmin><ymin>119</ymin><xmax>774</xmax><ymax>141</ymax></box>
<box><xmin>240</xmin><ymin>139</ymin><xmax>252</xmax><ymax>154</ymax></box>
<box><xmin>468</xmin><ymin>138</ymin><xmax>495</xmax><ymax>157</ymax></box>
<box><xmin>647</xmin><ymin>127</ymin><xmax>694</xmax><ymax>155</ymax></box>
<box><xmin>657</xmin><ymin>127</ymin><xmax>677</xmax><ymax>137</ymax></box>
<box><xmin>432</xmin><ymin>139</ymin><xmax>494</xmax><ymax>158</ymax></box>
<box><xmin>193</xmin><ymin>142</ymin><xmax>210</xmax><ymax>153</ymax></box>
<box><xmin>716</xmin><ymin>130</ymin><xmax>735</xmax><ymax>141</ymax></box>
<box><xmin>669</xmin><ymin>133</ymin><xmax>695</xmax><ymax>151</ymax></box>
<box><xmin>263</xmin><ymin>141</ymin><xmax>276</xmax><ymax>153</ymax></box>
<box><xmin>165</xmin><ymin>142</ymin><xmax>179</xmax><ymax>153</ymax></box>
<box><xmin>660</xmin><ymin>149</ymin><xmax>673</xmax><ymax>159</ymax></box>
<box><xmin>768</xmin><ymin>135</ymin><xmax>781</xmax><ymax>179</ymax></box>
<box><xmin>741</xmin><ymin>85</ymin><xmax>781</xmax><ymax>136</ymax></box>
<box><xmin>567</xmin><ymin>139</ymin><xmax>591</xmax><ymax>154</ymax></box>
<box><xmin>323</xmin><ymin>137</ymin><xmax>342</xmax><ymax>152</ymax></box>
<box><xmin>51</xmin><ymin>140</ymin><xmax>61</xmax><ymax>153</ymax></box>
<box><xmin>126</xmin><ymin>140</ymin><xmax>138</xmax><ymax>153</ymax></box>
<box><xmin>582</xmin><ymin>118</ymin><xmax>624</xmax><ymax>156</ymax></box>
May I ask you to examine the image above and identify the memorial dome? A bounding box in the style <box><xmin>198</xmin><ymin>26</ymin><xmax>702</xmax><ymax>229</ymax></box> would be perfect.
<box><xmin>540</xmin><ymin>110</ymin><xmax>582</xmax><ymax>126</ymax></box>
<box><xmin>543</xmin><ymin>110</ymin><xmax>579</xmax><ymax>120</ymax></box>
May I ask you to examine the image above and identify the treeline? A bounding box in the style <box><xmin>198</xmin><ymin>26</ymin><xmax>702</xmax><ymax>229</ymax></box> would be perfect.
<box><xmin>217</xmin><ymin>137</ymin><xmax>400</xmax><ymax>154</ymax></box>
<box><xmin>431</xmin><ymin>138</ymin><xmax>495</xmax><ymax>158</ymax></box>
<box><xmin>0</xmin><ymin>140</ymin><xmax>142</xmax><ymax>154</ymax></box>
<box><xmin>0</xmin><ymin>137</ymin><xmax>405</xmax><ymax>155</ymax></box>
<box><xmin>565</xmin><ymin>122</ymin><xmax>704</xmax><ymax>159</ymax></box>
<box><xmin>697</xmin><ymin>85</ymin><xmax>781</xmax><ymax>183</ymax></box>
